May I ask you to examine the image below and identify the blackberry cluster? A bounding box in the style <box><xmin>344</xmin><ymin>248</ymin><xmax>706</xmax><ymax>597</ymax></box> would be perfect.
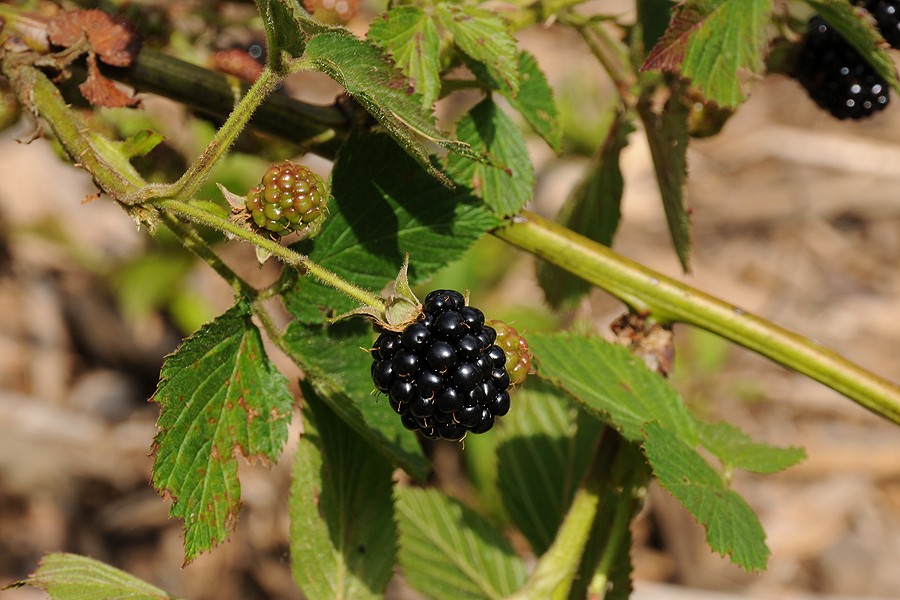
<box><xmin>245</xmin><ymin>161</ymin><xmax>328</xmax><ymax>236</ymax></box>
<box><xmin>795</xmin><ymin>16</ymin><xmax>890</xmax><ymax>120</ymax></box>
<box><xmin>370</xmin><ymin>290</ymin><xmax>512</xmax><ymax>441</ymax></box>
<box><xmin>855</xmin><ymin>0</ymin><xmax>900</xmax><ymax>48</ymax></box>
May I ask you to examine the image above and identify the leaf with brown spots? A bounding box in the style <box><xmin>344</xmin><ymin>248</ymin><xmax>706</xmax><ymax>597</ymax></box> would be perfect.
<box><xmin>48</xmin><ymin>8</ymin><xmax>141</xmax><ymax>67</ymax></box>
<box><xmin>79</xmin><ymin>53</ymin><xmax>140</xmax><ymax>108</ymax></box>
<box><xmin>150</xmin><ymin>300</ymin><xmax>293</xmax><ymax>563</ymax></box>
<box><xmin>641</xmin><ymin>0</ymin><xmax>772</xmax><ymax>107</ymax></box>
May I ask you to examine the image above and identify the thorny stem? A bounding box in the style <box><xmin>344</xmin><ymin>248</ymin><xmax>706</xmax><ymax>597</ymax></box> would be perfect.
<box><xmin>492</xmin><ymin>212</ymin><xmax>900</xmax><ymax>426</ymax></box>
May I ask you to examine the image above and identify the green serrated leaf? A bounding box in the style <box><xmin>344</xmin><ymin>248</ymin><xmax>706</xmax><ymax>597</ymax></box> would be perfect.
<box><xmin>469</xmin><ymin>51</ymin><xmax>562</xmax><ymax>152</ymax></box>
<box><xmin>643</xmin><ymin>421</ymin><xmax>770</xmax><ymax>571</ymax></box>
<box><xmin>8</xmin><ymin>553</ymin><xmax>177</xmax><ymax>600</ymax></box>
<box><xmin>436</xmin><ymin>2</ymin><xmax>519</xmax><ymax>96</ymax></box>
<box><xmin>396</xmin><ymin>487</ymin><xmax>528</xmax><ymax>599</ymax></box>
<box><xmin>696</xmin><ymin>419</ymin><xmax>806</xmax><ymax>474</ymax></box>
<box><xmin>637</xmin><ymin>87</ymin><xmax>692</xmax><ymax>271</ymax></box>
<box><xmin>805</xmin><ymin>0</ymin><xmax>900</xmax><ymax>93</ymax></box>
<box><xmin>496</xmin><ymin>379</ymin><xmax>604</xmax><ymax>555</ymax></box>
<box><xmin>510</xmin><ymin>51</ymin><xmax>562</xmax><ymax>152</ymax></box>
<box><xmin>368</xmin><ymin>6</ymin><xmax>441</xmax><ymax>109</ymax></box>
<box><xmin>283</xmin><ymin>132</ymin><xmax>498</xmax><ymax>324</ymax></box>
<box><xmin>304</xmin><ymin>32</ymin><xmax>481</xmax><ymax>184</ymax></box>
<box><xmin>447</xmin><ymin>98</ymin><xmax>534</xmax><ymax>217</ymax></box>
<box><xmin>290</xmin><ymin>384</ymin><xmax>396</xmax><ymax>600</ymax></box>
<box><xmin>642</xmin><ymin>0</ymin><xmax>772</xmax><ymax>107</ymax></box>
<box><xmin>537</xmin><ymin>108</ymin><xmax>633</xmax><ymax>308</ymax></box>
<box><xmin>151</xmin><ymin>300</ymin><xmax>293</xmax><ymax>562</ymax></box>
<box><xmin>283</xmin><ymin>319</ymin><xmax>430</xmax><ymax>479</ymax></box>
<box><xmin>529</xmin><ymin>333</ymin><xmax>697</xmax><ymax>445</ymax></box>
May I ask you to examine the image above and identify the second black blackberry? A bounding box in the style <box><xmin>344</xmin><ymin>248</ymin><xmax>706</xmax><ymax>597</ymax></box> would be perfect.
<box><xmin>795</xmin><ymin>16</ymin><xmax>890</xmax><ymax>120</ymax></box>
<box><xmin>854</xmin><ymin>0</ymin><xmax>900</xmax><ymax>48</ymax></box>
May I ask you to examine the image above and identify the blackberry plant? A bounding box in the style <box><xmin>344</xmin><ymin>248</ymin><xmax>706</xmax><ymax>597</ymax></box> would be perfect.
<box><xmin>3</xmin><ymin>1</ymin><xmax>900</xmax><ymax>599</ymax></box>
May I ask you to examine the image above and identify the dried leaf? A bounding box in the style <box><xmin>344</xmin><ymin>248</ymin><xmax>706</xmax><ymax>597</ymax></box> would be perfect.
<box><xmin>48</xmin><ymin>8</ymin><xmax>141</xmax><ymax>67</ymax></box>
<box><xmin>211</xmin><ymin>48</ymin><xmax>264</xmax><ymax>82</ymax></box>
<box><xmin>80</xmin><ymin>53</ymin><xmax>140</xmax><ymax>108</ymax></box>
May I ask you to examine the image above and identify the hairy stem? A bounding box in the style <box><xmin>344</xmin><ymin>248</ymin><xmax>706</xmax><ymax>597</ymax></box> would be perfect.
<box><xmin>493</xmin><ymin>212</ymin><xmax>900</xmax><ymax>425</ymax></box>
<box><xmin>3</xmin><ymin>60</ymin><xmax>144</xmax><ymax>195</ymax></box>
<box><xmin>127</xmin><ymin>66</ymin><xmax>282</xmax><ymax>204</ymax></box>
<box><xmin>160</xmin><ymin>213</ymin><xmax>256</xmax><ymax>299</ymax></box>
<box><xmin>566</xmin><ymin>15</ymin><xmax>637</xmax><ymax>102</ymax></box>
<box><xmin>158</xmin><ymin>200</ymin><xmax>385</xmax><ymax>312</ymax></box>
<box><xmin>105</xmin><ymin>50</ymin><xmax>348</xmax><ymax>154</ymax></box>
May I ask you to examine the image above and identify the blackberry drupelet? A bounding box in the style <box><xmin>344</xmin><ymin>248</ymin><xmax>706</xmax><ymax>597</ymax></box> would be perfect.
<box><xmin>245</xmin><ymin>161</ymin><xmax>329</xmax><ymax>236</ymax></box>
<box><xmin>369</xmin><ymin>290</ymin><xmax>515</xmax><ymax>441</ymax></box>
<box><xmin>794</xmin><ymin>16</ymin><xmax>890</xmax><ymax>120</ymax></box>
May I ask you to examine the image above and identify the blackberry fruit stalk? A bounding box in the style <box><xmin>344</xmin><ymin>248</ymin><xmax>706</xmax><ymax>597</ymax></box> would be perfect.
<box><xmin>245</xmin><ymin>161</ymin><xmax>329</xmax><ymax>236</ymax></box>
<box><xmin>794</xmin><ymin>16</ymin><xmax>890</xmax><ymax>120</ymax></box>
<box><xmin>370</xmin><ymin>290</ymin><xmax>518</xmax><ymax>441</ymax></box>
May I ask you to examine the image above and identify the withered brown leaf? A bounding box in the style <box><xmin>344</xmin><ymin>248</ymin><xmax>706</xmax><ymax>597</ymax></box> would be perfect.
<box><xmin>48</xmin><ymin>8</ymin><xmax>141</xmax><ymax>67</ymax></box>
<box><xmin>80</xmin><ymin>53</ymin><xmax>141</xmax><ymax>108</ymax></box>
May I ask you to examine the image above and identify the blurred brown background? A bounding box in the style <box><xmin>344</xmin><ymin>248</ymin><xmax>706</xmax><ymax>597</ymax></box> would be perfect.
<box><xmin>2</xmin><ymin>1</ymin><xmax>900</xmax><ymax>598</ymax></box>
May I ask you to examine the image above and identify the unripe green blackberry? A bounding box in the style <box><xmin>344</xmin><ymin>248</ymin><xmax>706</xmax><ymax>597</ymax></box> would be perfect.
<box><xmin>487</xmin><ymin>320</ymin><xmax>531</xmax><ymax>387</ymax></box>
<box><xmin>246</xmin><ymin>161</ymin><xmax>329</xmax><ymax>235</ymax></box>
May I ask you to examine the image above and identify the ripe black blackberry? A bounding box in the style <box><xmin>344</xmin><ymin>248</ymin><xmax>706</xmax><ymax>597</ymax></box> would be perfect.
<box><xmin>854</xmin><ymin>0</ymin><xmax>900</xmax><ymax>48</ymax></box>
<box><xmin>369</xmin><ymin>290</ymin><xmax>513</xmax><ymax>441</ymax></box>
<box><xmin>794</xmin><ymin>16</ymin><xmax>890</xmax><ymax>120</ymax></box>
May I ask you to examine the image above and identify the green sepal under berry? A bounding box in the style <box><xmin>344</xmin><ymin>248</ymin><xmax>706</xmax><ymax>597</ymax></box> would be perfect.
<box><xmin>335</xmin><ymin>254</ymin><xmax>422</xmax><ymax>331</ymax></box>
<box><xmin>244</xmin><ymin>160</ymin><xmax>330</xmax><ymax>236</ymax></box>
